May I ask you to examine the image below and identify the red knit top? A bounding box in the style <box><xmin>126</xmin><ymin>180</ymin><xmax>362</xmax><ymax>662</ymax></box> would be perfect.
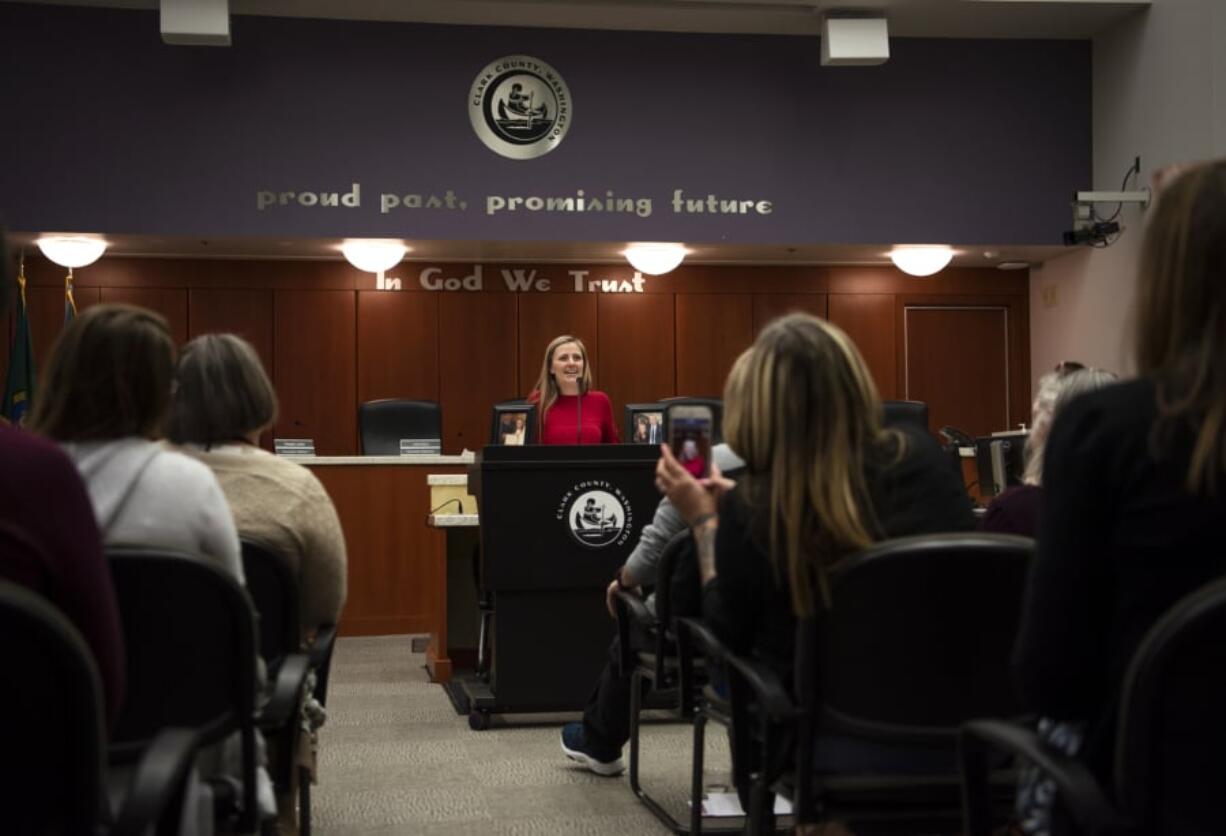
<box><xmin>529</xmin><ymin>391</ymin><xmax>620</xmax><ymax>445</ymax></box>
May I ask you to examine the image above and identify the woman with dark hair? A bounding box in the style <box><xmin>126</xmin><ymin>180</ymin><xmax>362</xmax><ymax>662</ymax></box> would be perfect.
<box><xmin>167</xmin><ymin>332</ymin><xmax>344</xmax><ymax>835</ymax></box>
<box><xmin>527</xmin><ymin>334</ymin><xmax>618</xmax><ymax>444</ymax></box>
<box><xmin>167</xmin><ymin>333</ymin><xmax>347</xmax><ymax>646</ymax></box>
<box><xmin>30</xmin><ymin>304</ymin><xmax>241</xmax><ymax>579</ymax></box>
<box><xmin>1014</xmin><ymin>160</ymin><xmax>1226</xmax><ymax>832</ymax></box>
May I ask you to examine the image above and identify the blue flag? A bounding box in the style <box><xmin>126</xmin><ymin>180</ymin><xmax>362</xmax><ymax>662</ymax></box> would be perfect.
<box><xmin>3</xmin><ymin>266</ymin><xmax>36</xmax><ymax>425</ymax></box>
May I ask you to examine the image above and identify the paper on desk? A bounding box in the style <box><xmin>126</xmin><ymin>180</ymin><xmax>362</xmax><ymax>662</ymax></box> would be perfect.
<box><xmin>695</xmin><ymin>791</ymin><xmax>793</xmax><ymax>817</ymax></box>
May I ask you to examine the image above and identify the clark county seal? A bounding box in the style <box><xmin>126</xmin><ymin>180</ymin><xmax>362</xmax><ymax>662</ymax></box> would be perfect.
<box><xmin>469</xmin><ymin>55</ymin><xmax>571</xmax><ymax>160</ymax></box>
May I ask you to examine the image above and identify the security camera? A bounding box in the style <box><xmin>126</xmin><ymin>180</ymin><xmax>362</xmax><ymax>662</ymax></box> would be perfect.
<box><xmin>1063</xmin><ymin>221</ymin><xmax>1120</xmax><ymax>247</ymax></box>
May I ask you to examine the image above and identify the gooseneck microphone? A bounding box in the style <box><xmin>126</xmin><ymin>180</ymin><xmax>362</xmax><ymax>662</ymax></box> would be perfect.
<box><xmin>576</xmin><ymin>378</ymin><xmax>583</xmax><ymax>445</ymax></box>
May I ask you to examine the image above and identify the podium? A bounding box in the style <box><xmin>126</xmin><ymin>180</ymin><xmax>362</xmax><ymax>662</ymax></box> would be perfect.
<box><xmin>460</xmin><ymin>444</ymin><xmax>660</xmax><ymax>728</ymax></box>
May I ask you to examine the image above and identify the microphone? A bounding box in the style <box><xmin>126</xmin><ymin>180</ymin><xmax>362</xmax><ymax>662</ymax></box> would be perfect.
<box><xmin>576</xmin><ymin>383</ymin><xmax>583</xmax><ymax>444</ymax></box>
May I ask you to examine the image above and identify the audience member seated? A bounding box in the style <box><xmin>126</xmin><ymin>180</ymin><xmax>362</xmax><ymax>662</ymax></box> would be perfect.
<box><xmin>1013</xmin><ymin>159</ymin><xmax>1226</xmax><ymax>834</ymax></box>
<box><xmin>30</xmin><ymin>304</ymin><xmax>242</xmax><ymax>580</ymax></box>
<box><xmin>167</xmin><ymin>333</ymin><xmax>348</xmax><ymax>646</ymax></box>
<box><xmin>656</xmin><ymin>313</ymin><xmax>976</xmax><ymax>771</ymax></box>
<box><xmin>980</xmin><ymin>366</ymin><xmax>1116</xmax><ymax>537</ymax></box>
<box><xmin>560</xmin><ymin>442</ymin><xmax>745</xmax><ymax>775</ymax></box>
<box><xmin>166</xmin><ymin>332</ymin><xmax>344</xmax><ymax>836</ymax></box>
<box><xmin>0</xmin><ymin>234</ymin><xmax>125</xmax><ymax>730</ymax></box>
<box><xmin>30</xmin><ymin>305</ymin><xmax>273</xmax><ymax>824</ymax></box>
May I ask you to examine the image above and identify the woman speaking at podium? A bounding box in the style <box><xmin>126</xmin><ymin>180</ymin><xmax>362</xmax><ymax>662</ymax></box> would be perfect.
<box><xmin>528</xmin><ymin>335</ymin><xmax>619</xmax><ymax>445</ymax></box>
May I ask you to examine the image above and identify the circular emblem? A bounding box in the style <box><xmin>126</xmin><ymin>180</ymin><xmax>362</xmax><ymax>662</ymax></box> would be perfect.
<box><xmin>566</xmin><ymin>490</ymin><xmax>627</xmax><ymax>548</ymax></box>
<box><xmin>468</xmin><ymin>55</ymin><xmax>571</xmax><ymax>160</ymax></box>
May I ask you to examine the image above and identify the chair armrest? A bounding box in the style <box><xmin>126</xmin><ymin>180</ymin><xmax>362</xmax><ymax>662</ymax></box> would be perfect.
<box><xmin>111</xmin><ymin>727</ymin><xmax>200</xmax><ymax>836</ymax></box>
<box><xmin>309</xmin><ymin>623</ymin><xmax>338</xmax><ymax>704</ymax></box>
<box><xmin>614</xmin><ymin>587</ymin><xmax>655</xmax><ymax>669</ymax></box>
<box><xmin>960</xmin><ymin>720</ymin><xmax>1133</xmax><ymax>836</ymax></box>
<box><xmin>674</xmin><ymin>616</ymin><xmax>727</xmax><ymax>663</ymax></box>
<box><xmin>615</xmin><ymin>587</ymin><xmax>654</xmax><ymax>626</ymax></box>
<box><xmin>721</xmin><ymin>650</ymin><xmax>796</xmax><ymax>720</ymax></box>
<box><xmin>258</xmin><ymin>652</ymin><xmax>311</xmax><ymax>729</ymax></box>
<box><xmin>309</xmin><ymin>624</ymin><xmax>337</xmax><ymax>670</ymax></box>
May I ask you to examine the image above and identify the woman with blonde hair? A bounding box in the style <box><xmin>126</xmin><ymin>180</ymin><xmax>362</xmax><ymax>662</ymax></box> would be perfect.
<box><xmin>1014</xmin><ymin>160</ymin><xmax>1226</xmax><ymax>833</ymax></box>
<box><xmin>657</xmin><ymin>313</ymin><xmax>974</xmax><ymax>761</ymax></box>
<box><xmin>527</xmin><ymin>334</ymin><xmax>618</xmax><ymax>444</ymax></box>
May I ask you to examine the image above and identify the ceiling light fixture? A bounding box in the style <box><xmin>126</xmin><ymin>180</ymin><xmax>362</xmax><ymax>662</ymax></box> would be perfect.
<box><xmin>36</xmin><ymin>236</ymin><xmax>107</xmax><ymax>269</ymax></box>
<box><xmin>888</xmin><ymin>245</ymin><xmax>954</xmax><ymax>277</ymax></box>
<box><xmin>623</xmin><ymin>242</ymin><xmax>687</xmax><ymax>276</ymax></box>
<box><xmin>342</xmin><ymin>240</ymin><xmax>408</xmax><ymax>289</ymax></box>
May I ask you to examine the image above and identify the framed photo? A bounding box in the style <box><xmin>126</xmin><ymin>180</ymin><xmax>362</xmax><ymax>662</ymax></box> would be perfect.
<box><xmin>624</xmin><ymin>403</ymin><xmax>666</xmax><ymax>445</ymax></box>
<box><xmin>490</xmin><ymin>401</ymin><xmax>537</xmax><ymax>446</ymax></box>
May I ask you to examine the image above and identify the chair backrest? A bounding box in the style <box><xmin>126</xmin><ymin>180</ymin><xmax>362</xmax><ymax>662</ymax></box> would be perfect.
<box><xmin>106</xmin><ymin>549</ymin><xmax>257</xmax><ymax>756</ymax></box>
<box><xmin>241</xmin><ymin>539</ymin><xmax>301</xmax><ymax>666</ymax></box>
<box><xmin>1115</xmin><ymin>576</ymin><xmax>1226</xmax><ymax>834</ymax></box>
<box><xmin>359</xmin><ymin>398</ymin><xmax>442</xmax><ymax>455</ymax></box>
<box><xmin>0</xmin><ymin>579</ymin><xmax>105</xmax><ymax>836</ymax></box>
<box><xmin>883</xmin><ymin>399</ymin><xmax>929</xmax><ymax>432</ymax></box>
<box><xmin>653</xmin><ymin>529</ymin><xmax>693</xmax><ymax>628</ymax></box>
<box><xmin>803</xmin><ymin>533</ymin><xmax>1033</xmax><ymax>743</ymax></box>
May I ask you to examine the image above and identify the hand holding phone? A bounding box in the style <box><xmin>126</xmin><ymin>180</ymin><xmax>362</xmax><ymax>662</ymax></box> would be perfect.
<box><xmin>667</xmin><ymin>404</ymin><xmax>713</xmax><ymax>479</ymax></box>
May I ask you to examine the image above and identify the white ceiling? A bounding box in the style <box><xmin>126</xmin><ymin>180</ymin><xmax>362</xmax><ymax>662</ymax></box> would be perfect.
<box><xmin>8</xmin><ymin>0</ymin><xmax>1149</xmax><ymax>267</ymax></box>
<box><xmin>11</xmin><ymin>0</ymin><xmax>1152</xmax><ymax>40</ymax></box>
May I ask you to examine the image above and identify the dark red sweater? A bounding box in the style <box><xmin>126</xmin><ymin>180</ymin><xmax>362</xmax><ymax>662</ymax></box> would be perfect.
<box><xmin>0</xmin><ymin>425</ymin><xmax>125</xmax><ymax>728</ymax></box>
<box><xmin>532</xmin><ymin>391</ymin><xmax>620</xmax><ymax>445</ymax></box>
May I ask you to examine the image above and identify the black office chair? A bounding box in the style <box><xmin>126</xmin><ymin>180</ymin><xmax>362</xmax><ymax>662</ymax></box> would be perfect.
<box><xmin>0</xmin><ymin>579</ymin><xmax>198</xmax><ymax>836</ymax></box>
<box><xmin>723</xmin><ymin>533</ymin><xmax>1033</xmax><ymax>835</ymax></box>
<box><xmin>672</xmin><ymin>615</ymin><xmax>752</xmax><ymax>835</ymax></box>
<box><xmin>359</xmin><ymin>398</ymin><xmax>442</xmax><ymax>455</ymax></box>
<box><xmin>614</xmin><ymin>531</ymin><xmax>735</xmax><ymax>834</ymax></box>
<box><xmin>241</xmin><ymin>540</ymin><xmax>336</xmax><ymax>836</ymax></box>
<box><xmin>107</xmin><ymin>549</ymin><xmax>307</xmax><ymax>835</ymax></box>
<box><xmin>882</xmin><ymin>399</ymin><xmax>929</xmax><ymax>432</ymax></box>
<box><xmin>961</xmin><ymin>574</ymin><xmax>1226</xmax><ymax>836</ymax></box>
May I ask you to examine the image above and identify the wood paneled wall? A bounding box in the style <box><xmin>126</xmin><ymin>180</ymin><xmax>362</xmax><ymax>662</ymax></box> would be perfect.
<box><xmin>10</xmin><ymin>258</ymin><xmax>1030</xmax><ymax>449</ymax></box>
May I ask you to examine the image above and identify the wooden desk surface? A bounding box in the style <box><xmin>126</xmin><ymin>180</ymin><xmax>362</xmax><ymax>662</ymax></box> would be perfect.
<box><xmin>307</xmin><ymin>460</ymin><xmax>467</xmax><ymax>637</ymax></box>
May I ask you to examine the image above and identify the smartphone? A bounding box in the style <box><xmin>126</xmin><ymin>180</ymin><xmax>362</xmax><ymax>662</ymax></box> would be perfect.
<box><xmin>667</xmin><ymin>404</ymin><xmax>713</xmax><ymax>479</ymax></box>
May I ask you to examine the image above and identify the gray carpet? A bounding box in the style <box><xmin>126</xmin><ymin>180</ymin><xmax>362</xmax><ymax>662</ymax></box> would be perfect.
<box><xmin>312</xmin><ymin>635</ymin><xmax>737</xmax><ymax>835</ymax></box>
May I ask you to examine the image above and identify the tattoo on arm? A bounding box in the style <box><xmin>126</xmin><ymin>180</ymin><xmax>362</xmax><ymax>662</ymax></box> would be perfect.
<box><xmin>695</xmin><ymin>519</ymin><xmax>718</xmax><ymax>585</ymax></box>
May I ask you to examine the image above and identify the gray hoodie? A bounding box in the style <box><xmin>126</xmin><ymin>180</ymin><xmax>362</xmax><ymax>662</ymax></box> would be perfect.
<box><xmin>62</xmin><ymin>437</ymin><xmax>243</xmax><ymax>582</ymax></box>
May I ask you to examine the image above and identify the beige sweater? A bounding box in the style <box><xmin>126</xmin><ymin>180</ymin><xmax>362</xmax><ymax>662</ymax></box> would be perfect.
<box><xmin>181</xmin><ymin>444</ymin><xmax>347</xmax><ymax>644</ymax></box>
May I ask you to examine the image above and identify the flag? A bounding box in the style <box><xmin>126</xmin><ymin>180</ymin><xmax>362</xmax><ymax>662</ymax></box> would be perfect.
<box><xmin>3</xmin><ymin>264</ymin><xmax>36</xmax><ymax>426</ymax></box>
<box><xmin>64</xmin><ymin>268</ymin><xmax>77</xmax><ymax>325</ymax></box>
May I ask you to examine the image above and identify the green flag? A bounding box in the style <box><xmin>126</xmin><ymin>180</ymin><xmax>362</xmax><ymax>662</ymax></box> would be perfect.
<box><xmin>3</xmin><ymin>267</ymin><xmax>36</xmax><ymax>426</ymax></box>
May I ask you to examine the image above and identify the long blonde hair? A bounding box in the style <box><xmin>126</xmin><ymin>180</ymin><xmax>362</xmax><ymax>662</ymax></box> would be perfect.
<box><xmin>1135</xmin><ymin>159</ymin><xmax>1226</xmax><ymax>495</ymax></box>
<box><xmin>530</xmin><ymin>335</ymin><xmax>593</xmax><ymax>426</ymax></box>
<box><xmin>723</xmin><ymin>313</ymin><xmax>899</xmax><ymax>617</ymax></box>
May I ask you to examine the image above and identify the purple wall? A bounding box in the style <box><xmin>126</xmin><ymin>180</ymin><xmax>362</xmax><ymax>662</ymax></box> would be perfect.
<box><xmin>0</xmin><ymin>4</ymin><xmax>1090</xmax><ymax>246</ymax></box>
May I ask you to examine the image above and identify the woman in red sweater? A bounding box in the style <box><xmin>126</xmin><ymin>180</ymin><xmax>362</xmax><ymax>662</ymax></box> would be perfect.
<box><xmin>527</xmin><ymin>335</ymin><xmax>619</xmax><ymax>445</ymax></box>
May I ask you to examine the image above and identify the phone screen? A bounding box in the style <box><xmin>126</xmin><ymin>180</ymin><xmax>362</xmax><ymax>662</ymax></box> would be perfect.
<box><xmin>669</xmin><ymin>409</ymin><xmax>713</xmax><ymax>479</ymax></box>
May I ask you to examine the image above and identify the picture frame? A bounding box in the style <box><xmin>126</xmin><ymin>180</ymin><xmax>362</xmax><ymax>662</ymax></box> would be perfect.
<box><xmin>490</xmin><ymin>401</ymin><xmax>537</xmax><ymax>446</ymax></box>
<box><xmin>624</xmin><ymin>403</ymin><xmax>666</xmax><ymax>445</ymax></box>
